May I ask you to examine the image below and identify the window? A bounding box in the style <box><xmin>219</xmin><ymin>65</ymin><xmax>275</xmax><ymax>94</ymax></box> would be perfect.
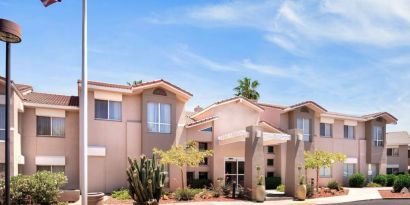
<box><xmin>0</xmin><ymin>163</ymin><xmax>4</xmax><ymax>177</ymax></box>
<box><xmin>187</xmin><ymin>172</ymin><xmax>194</xmax><ymax>185</ymax></box>
<box><xmin>387</xmin><ymin>148</ymin><xmax>399</xmax><ymax>157</ymax></box>
<box><xmin>344</xmin><ymin>125</ymin><xmax>355</xmax><ymax>139</ymax></box>
<box><xmin>373</xmin><ymin>126</ymin><xmax>384</xmax><ymax>147</ymax></box>
<box><xmin>387</xmin><ymin>168</ymin><xmax>399</xmax><ymax>174</ymax></box>
<box><xmin>320</xmin><ymin>167</ymin><xmax>331</xmax><ymax>177</ymax></box>
<box><xmin>267</xmin><ymin>146</ymin><xmax>274</xmax><ymax>154</ymax></box>
<box><xmin>200</xmin><ymin>127</ymin><xmax>213</xmax><ymax>132</ymax></box>
<box><xmin>0</xmin><ymin>105</ymin><xmax>4</xmax><ymax>141</ymax></box>
<box><xmin>343</xmin><ymin>163</ymin><xmax>355</xmax><ymax>177</ymax></box>
<box><xmin>297</xmin><ymin>118</ymin><xmax>311</xmax><ymax>142</ymax></box>
<box><xmin>408</xmin><ymin>150</ymin><xmax>410</xmax><ymax>158</ymax></box>
<box><xmin>267</xmin><ymin>159</ymin><xmax>274</xmax><ymax>166</ymax></box>
<box><xmin>198</xmin><ymin>172</ymin><xmax>208</xmax><ymax>180</ymax></box>
<box><xmin>36</xmin><ymin>165</ymin><xmax>65</xmax><ymax>173</ymax></box>
<box><xmin>95</xmin><ymin>100</ymin><xmax>122</xmax><ymax>121</ymax></box>
<box><xmin>266</xmin><ymin>172</ymin><xmax>274</xmax><ymax>178</ymax></box>
<box><xmin>37</xmin><ymin>116</ymin><xmax>65</xmax><ymax>136</ymax></box>
<box><xmin>199</xmin><ymin>142</ymin><xmax>208</xmax><ymax>166</ymax></box>
<box><xmin>320</xmin><ymin>123</ymin><xmax>332</xmax><ymax>137</ymax></box>
<box><xmin>147</xmin><ymin>102</ymin><xmax>171</xmax><ymax>133</ymax></box>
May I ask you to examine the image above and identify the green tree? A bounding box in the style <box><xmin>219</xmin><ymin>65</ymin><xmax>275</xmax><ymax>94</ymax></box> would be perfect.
<box><xmin>233</xmin><ymin>77</ymin><xmax>260</xmax><ymax>100</ymax></box>
<box><xmin>127</xmin><ymin>80</ymin><xmax>143</xmax><ymax>86</ymax></box>
<box><xmin>153</xmin><ymin>141</ymin><xmax>213</xmax><ymax>190</ymax></box>
<box><xmin>304</xmin><ymin>150</ymin><xmax>346</xmax><ymax>191</ymax></box>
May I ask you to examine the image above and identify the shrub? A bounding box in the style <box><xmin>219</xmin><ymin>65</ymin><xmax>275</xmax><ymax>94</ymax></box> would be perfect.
<box><xmin>112</xmin><ymin>188</ymin><xmax>131</xmax><ymax>200</ymax></box>
<box><xmin>393</xmin><ymin>175</ymin><xmax>410</xmax><ymax>193</ymax></box>
<box><xmin>386</xmin><ymin>174</ymin><xmax>398</xmax><ymax>187</ymax></box>
<box><xmin>188</xmin><ymin>179</ymin><xmax>212</xmax><ymax>189</ymax></box>
<box><xmin>373</xmin><ymin>175</ymin><xmax>387</xmax><ymax>186</ymax></box>
<box><xmin>265</xmin><ymin>176</ymin><xmax>281</xmax><ymax>189</ymax></box>
<box><xmin>277</xmin><ymin>184</ymin><xmax>285</xmax><ymax>192</ymax></box>
<box><xmin>10</xmin><ymin>175</ymin><xmax>35</xmax><ymax>204</ymax></box>
<box><xmin>174</xmin><ymin>188</ymin><xmax>201</xmax><ymax>201</ymax></box>
<box><xmin>306</xmin><ymin>184</ymin><xmax>314</xmax><ymax>198</ymax></box>
<box><xmin>367</xmin><ymin>182</ymin><xmax>382</xmax><ymax>187</ymax></box>
<box><xmin>327</xmin><ymin>180</ymin><xmax>341</xmax><ymax>190</ymax></box>
<box><xmin>348</xmin><ymin>173</ymin><xmax>366</xmax><ymax>187</ymax></box>
<box><xmin>0</xmin><ymin>179</ymin><xmax>4</xmax><ymax>205</ymax></box>
<box><xmin>31</xmin><ymin>171</ymin><xmax>67</xmax><ymax>204</ymax></box>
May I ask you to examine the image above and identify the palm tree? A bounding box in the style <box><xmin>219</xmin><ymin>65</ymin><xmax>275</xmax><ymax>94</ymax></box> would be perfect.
<box><xmin>127</xmin><ymin>80</ymin><xmax>143</xmax><ymax>86</ymax></box>
<box><xmin>233</xmin><ymin>77</ymin><xmax>260</xmax><ymax>100</ymax></box>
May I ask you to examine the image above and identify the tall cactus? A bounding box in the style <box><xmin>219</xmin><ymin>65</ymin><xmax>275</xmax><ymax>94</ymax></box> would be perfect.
<box><xmin>127</xmin><ymin>155</ymin><xmax>166</xmax><ymax>205</ymax></box>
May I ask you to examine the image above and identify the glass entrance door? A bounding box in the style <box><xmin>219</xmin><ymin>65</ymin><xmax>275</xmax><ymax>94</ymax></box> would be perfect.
<box><xmin>224</xmin><ymin>157</ymin><xmax>244</xmax><ymax>187</ymax></box>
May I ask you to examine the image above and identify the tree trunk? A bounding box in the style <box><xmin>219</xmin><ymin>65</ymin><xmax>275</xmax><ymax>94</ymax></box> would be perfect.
<box><xmin>180</xmin><ymin>168</ymin><xmax>185</xmax><ymax>190</ymax></box>
<box><xmin>316</xmin><ymin>166</ymin><xmax>319</xmax><ymax>192</ymax></box>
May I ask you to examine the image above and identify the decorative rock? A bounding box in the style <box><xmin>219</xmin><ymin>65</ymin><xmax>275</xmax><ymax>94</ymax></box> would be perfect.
<box><xmin>400</xmin><ymin>187</ymin><xmax>409</xmax><ymax>194</ymax></box>
<box><xmin>331</xmin><ymin>190</ymin><xmax>337</xmax><ymax>195</ymax></box>
<box><xmin>324</xmin><ymin>188</ymin><xmax>330</xmax><ymax>193</ymax></box>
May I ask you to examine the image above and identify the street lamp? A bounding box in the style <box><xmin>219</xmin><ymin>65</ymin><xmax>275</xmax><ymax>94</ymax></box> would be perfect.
<box><xmin>0</xmin><ymin>18</ymin><xmax>22</xmax><ymax>205</ymax></box>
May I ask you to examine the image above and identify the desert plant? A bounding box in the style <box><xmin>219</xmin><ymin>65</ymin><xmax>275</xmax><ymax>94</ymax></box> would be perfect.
<box><xmin>306</xmin><ymin>184</ymin><xmax>314</xmax><ymax>197</ymax></box>
<box><xmin>277</xmin><ymin>184</ymin><xmax>285</xmax><ymax>192</ymax></box>
<box><xmin>210</xmin><ymin>179</ymin><xmax>224</xmax><ymax>197</ymax></box>
<box><xmin>112</xmin><ymin>188</ymin><xmax>131</xmax><ymax>200</ymax></box>
<box><xmin>256</xmin><ymin>165</ymin><xmax>264</xmax><ymax>186</ymax></box>
<box><xmin>373</xmin><ymin>175</ymin><xmax>387</xmax><ymax>186</ymax></box>
<box><xmin>327</xmin><ymin>180</ymin><xmax>341</xmax><ymax>191</ymax></box>
<box><xmin>233</xmin><ymin>77</ymin><xmax>260</xmax><ymax>100</ymax></box>
<box><xmin>348</xmin><ymin>173</ymin><xmax>366</xmax><ymax>187</ymax></box>
<box><xmin>174</xmin><ymin>188</ymin><xmax>201</xmax><ymax>201</ymax></box>
<box><xmin>127</xmin><ymin>155</ymin><xmax>166</xmax><ymax>205</ymax></box>
<box><xmin>392</xmin><ymin>174</ymin><xmax>410</xmax><ymax>193</ymax></box>
<box><xmin>265</xmin><ymin>176</ymin><xmax>281</xmax><ymax>189</ymax></box>
<box><xmin>386</xmin><ymin>174</ymin><xmax>398</xmax><ymax>186</ymax></box>
<box><xmin>367</xmin><ymin>182</ymin><xmax>382</xmax><ymax>187</ymax></box>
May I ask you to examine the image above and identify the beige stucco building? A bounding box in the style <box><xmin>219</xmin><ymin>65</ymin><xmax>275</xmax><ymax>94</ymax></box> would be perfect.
<box><xmin>0</xmin><ymin>78</ymin><xmax>404</xmax><ymax>193</ymax></box>
<box><xmin>386</xmin><ymin>131</ymin><xmax>410</xmax><ymax>174</ymax></box>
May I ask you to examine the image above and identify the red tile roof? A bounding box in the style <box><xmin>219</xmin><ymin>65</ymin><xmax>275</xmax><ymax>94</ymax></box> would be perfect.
<box><xmin>24</xmin><ymin>92</ymin><xmax>79</xmax><ymax>107</ymax></box>
<box><xmin>288</xmin><ymin>100</ymin><xmax>328</xmax><ymax>112</ymax></box>
<box><xmin>186</xmin><ymin>116</ymin><xmax>218</xmax><ymax>128</ymax></box>
<box><xmin>15</xmin><ymin>83</ymin><xmax>33</xmax><ymax>93</ymax></box>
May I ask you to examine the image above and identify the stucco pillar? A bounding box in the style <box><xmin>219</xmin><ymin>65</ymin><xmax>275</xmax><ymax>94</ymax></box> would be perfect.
<box><xmin>285</xmin><ymin>129</ymin><xmax>304</xmax><ymax>197</ymax></box>
<box><xmin>244</xmin><ymin>125</ymin><xmax>264</xmax><ymax>201</ymax></box>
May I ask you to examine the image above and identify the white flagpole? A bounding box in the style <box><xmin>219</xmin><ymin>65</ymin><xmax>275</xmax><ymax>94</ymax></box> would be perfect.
<box><xmin>80</xmin><ymin>0</ymin><xmax>88</xmax><ymax>204</ymax></box>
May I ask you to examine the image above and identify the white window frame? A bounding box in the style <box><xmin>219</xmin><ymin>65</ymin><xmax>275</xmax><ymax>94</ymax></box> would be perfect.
<box><xmin>147</xmin><ymin>102</ymin><xmax>171</xmax><ymax>133</ymax></box>
<box><xmin>387</xmin><ymin>148</ymin><xmax>399</xmax><ymax>157</ymax></box>
<box><xmin>37</xmin><ymin>116</ymin><xmax>65</xmax><ymax>137</ymax></box>
<box><xmin>343</xmin><ymin>163</ymin><xmax>355</xmax><ymax>177</ymax></box>
<box><xmin>320</xmin><ymin>167</ymin><xmax>332</xmax><ymax>178</ymax></box>
<box><xmin>297</xmin><ymin>117</ymin><xmax>311</xmax><ymax>142</ymax></box>
<box><xmin>36</xmin><ymin>165</ymin><xmax>65</xmax><ymax>173</ymax></box>
<box><xmin>373</xmin><ymin>126</ymin><xmax>384</xmax><ymax>147</ymax></box>
<box><xmin>95</xmin><ymin>99</ymin><xmax>122</xmax><ymax>121</ymax></box>
<box><xmin>320</xmin><ymin>123</ymin><xmax>332</xmax><ymax>138</ymax></box>
<box><xmin>344</xmin><ymin>125</ymin><xmax>355</xmax><ymax>139</ymax></box>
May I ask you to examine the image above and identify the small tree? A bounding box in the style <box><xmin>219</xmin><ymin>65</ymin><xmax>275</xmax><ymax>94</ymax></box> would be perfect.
<box><xmin>127</xmin><ymin>80</ymin><xmax>143</xmax><ymax>86</ymax></box>
<box><xmin>304</xmin><ymin>151</ymin><xmax>346</xmax><ymax>191</ymax></box>
<box><xmin>153</xmin><ymin>141</ymin><xmax>213</xmax><ymax>190</ymax></box>
<box><xmin>233</xmin><ymin>77</ymin><xmax>260</xmax><ymax>100</ymax></box>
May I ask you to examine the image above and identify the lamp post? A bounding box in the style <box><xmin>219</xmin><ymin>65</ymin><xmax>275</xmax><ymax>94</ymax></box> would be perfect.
<box><xmin>0</xmin><ymin>18</ymin><xmax>22</xmax><ymax>205</ymax></box>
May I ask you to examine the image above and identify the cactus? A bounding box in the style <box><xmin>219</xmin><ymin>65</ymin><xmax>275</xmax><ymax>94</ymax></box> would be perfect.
<box><xmin>127</xmin><ymin>155</ymin><xmax>166</xmax><ymax>205</ymax></box>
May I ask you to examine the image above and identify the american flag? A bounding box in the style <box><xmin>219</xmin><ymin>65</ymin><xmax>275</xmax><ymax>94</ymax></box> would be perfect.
<box><xmin>41</xmin><ymin>0</ymin><xmax>61</xmax><ymax>7</ymax></box>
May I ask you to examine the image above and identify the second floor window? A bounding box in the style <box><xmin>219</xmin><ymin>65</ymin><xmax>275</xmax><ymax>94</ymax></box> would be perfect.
<box><xmin>387</xmin><ymin>148</ymin><xmax>399</xmax><ymax>157</ymax></box>
<box><xmin>37</xmin><ymin>116</ymin><xmax>65</xmax><ymax>137</ymax></box>
<box><xmin>147</xmin><ymin>102</ymin><xmax>171</xmax><ymax>133</ymax></box>
<box><xmin>373</xmin><ymin>126</ymin><xmax>384</xmax><ymax>147</ymax></box>
<box><xmin>37</xmin><ymin>165</ymin><xmax>65</xmax><ymax>173</ymax></box>
<box><xmin>320</xmin><ymin>167</ymin><xmax>331</xmax><ymax>177</ymax></box>
<box><xmin>320</xmin><ymin>123</ymin><xmax>332</xmax><ymax>137</ymax></box>
<box><xmin>297</xmin><ymin>117</ymin><xmax>311</xmax><ymax>142</ymax></box>
<box><xmin>0</xmin><ymin>105</ymin><xmax>4</xmax><ymax>141</ymax></box>
<box><xmin>344</xmin><ymin>125</ymin><xmax>355</xmax><ymax>139</ymax></box>
<box><xmin>95</xmin><ymin>100</ymin><xmax>122</xmax><ymax>121</ymax></box>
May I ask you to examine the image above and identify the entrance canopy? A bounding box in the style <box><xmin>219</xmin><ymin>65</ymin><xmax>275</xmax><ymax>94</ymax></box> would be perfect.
<box><xmin>217</xmin><ymin>129</ymin><xmax>290</xmax><ymax>146</ymax></box>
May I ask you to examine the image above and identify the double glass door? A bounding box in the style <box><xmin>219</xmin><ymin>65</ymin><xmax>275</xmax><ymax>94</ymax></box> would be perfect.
<box><xmin>224</xmin><ymin>157</ymin><xmax>245</xmax><ymax>187</ymax></box>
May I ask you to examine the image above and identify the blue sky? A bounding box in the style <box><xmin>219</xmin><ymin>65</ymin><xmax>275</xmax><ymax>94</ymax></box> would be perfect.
<box><xmin>1</xmin><ymin>0</ymin><xmax>409</xmax><ymax>132</ymax></box>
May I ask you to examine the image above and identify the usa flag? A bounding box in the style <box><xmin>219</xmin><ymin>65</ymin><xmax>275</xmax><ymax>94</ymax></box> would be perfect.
<box><xmin>41</xmin><ymin>0</ymin><xmax>61</xmax><ymax>7</ymax></box>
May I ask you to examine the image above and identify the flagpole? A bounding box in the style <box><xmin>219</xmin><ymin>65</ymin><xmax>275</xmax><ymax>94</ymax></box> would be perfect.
<box><xmin>80</xmin><ymin>0</ymin><xmax>88</xmax><ymax>204</ymax></box>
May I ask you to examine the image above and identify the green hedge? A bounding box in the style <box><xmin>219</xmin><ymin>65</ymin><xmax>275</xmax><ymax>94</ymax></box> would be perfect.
<box><xmin>327</xmin><ymin>180</ymin><xmax>341</xmax><ymax>190</ymax></box>
<box><xmin>386</xmin><ymin>174</ymin><xmax>398</xmax><ymax>187</ymax></box>
<box><xmin>393</xmin><ymin>175</ymin><xmax>410</xmax><ymax>193</ymax></box>
<box><xmin>0</xmin><ymin>171</ymin><xmax>67</xmax><ymax>204</ymax></box>
<box><xmin>373</xmin><ymin>175</ymin><xmax>387</xmax><ymax>186</ymax></box>
<box><xmin>348</xmin><ymin>173</ymin><xmax>366</xmax><ymax>187</ymax></box>
<box><xmin>265</xmin><ymin>177</ymin><xmax>281</xmax><ymax>189</ymax></box>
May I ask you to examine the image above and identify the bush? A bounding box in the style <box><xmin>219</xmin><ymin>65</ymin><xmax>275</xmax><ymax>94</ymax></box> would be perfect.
<box><xmin>112</xmin><ymin>188</ymin><xmax>131</xmax><ymax>200</ymax></box>
<box><xmin>327</xmin><ymin>180</ymin><xmax>341</xmax><ymax>190</ymax></box>
<box><xmin>0</xmin><ymin>179</ymin><xmax>4</xmax><ymax>205</ymax></box>
<box><xmin>265</xmin><ymin>176</ymin><xmax>281</xmax><ymax>190</ymax></box>
<box><xmin>174</xmin><ymin>188</ymin><xmax>201</xmax><ymax>201</ymax></box>
<box><xmin>373</xmin><ymin>175</ymin><xmax>387</xmax><ymax>186</ymax></box>
<box><xmin>386</xmin><ymin>174</ymin><xmax>398</xmax><ymax>187</ymax></box>
<box><xmin>306</xmin><ymin>184</ymin><xmax>314</xmax><ymax>198</ymax></box>
<box><xmin>277</xmin><ymin>184</ymin><xmax>285</xmax><ymax>192</ymax></box>
<box><xmin>367</xmin><ymin>182</ymin><xmax>382</xmax><ymax>187</ymax></box>
<box><xmin>188</xmin><ymin>179</ymin><xmax>212</xmax><ymax>189</ymax></box>
<box><xmin>393</xmin><ymin>175</ymin><xmax>410</xmax><ymax>193</ymax></box>
<box><xmin>348</xmin><ymin>173</ymin><xmax>366</xmax><ymax>187</ymax></box>
<box><xmin>31</xmin><ymin>171</ymin><xmax>67</xmax><ymax>204</ymax></box>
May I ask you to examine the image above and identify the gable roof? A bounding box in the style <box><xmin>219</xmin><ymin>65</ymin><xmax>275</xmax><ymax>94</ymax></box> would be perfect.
<box><xmin>386</xmin><ymin>131</ymin><xmax>410</xmax><ymax>146</ymax></box>
<box><xmin>190</xmin><ymin>96</ymin><xmax>264</xmax><ymax>119</ymax></box>
<box><xmin>24</xmin><ymin>92</ymin><xmax>79</xmax><ymax>107</ymax></box>
<box><xmin>362</xmin><ymin>112</ymin><xmax>398</xmax><ymax>124</ymax></box>
<box><xmin>185</xmin><ymin>116</ymin><xmax>218</xmax><ymax>128</ymax></box>
<box><xmin>283</xmin><ymin>100</ymin><xmax>328</xmax><ymax>113</ymax></box>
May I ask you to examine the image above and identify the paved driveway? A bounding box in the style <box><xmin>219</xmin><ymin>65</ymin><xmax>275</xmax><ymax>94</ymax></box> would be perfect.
<box><xmin>332</xmin><ymin>199</ymin><xmax>410</xmax><ymax>205</ymax></box>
